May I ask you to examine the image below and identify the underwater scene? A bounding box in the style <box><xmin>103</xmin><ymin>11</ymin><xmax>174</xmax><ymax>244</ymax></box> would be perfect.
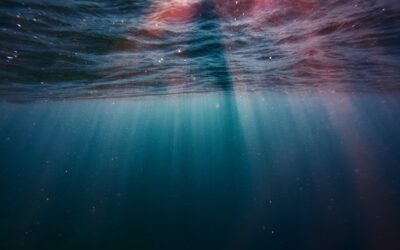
<box><xmin>1</xmin><ymin>0</ymin><xmax>400</xmax><ymax>249</ymax></box>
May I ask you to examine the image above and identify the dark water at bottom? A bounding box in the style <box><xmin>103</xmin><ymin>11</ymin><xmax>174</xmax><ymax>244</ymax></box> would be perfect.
<box><xmin>1</xmin><ymin>91</ymin><xmax>400</xmax><ymax>250</ymax></box>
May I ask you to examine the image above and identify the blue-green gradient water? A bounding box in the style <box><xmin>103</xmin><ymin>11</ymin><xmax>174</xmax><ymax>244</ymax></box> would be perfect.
<box><xmin>2</xmin><ymin>0</ymin><xmax>400</xmax><ymax>249</ymax></box>
<box><xmin>1</xmin><ymin>92</ymin><xmax>400</xmax><ymax>249</ymax></box>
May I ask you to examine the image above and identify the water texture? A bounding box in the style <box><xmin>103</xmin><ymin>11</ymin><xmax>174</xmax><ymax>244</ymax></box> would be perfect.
<box><xmin>1</xmin><ymin>1</ymin><xmax>400</xmax><ymax>250</ymax></box>
<box><xmin>1</xmin><ymin>0</ymin><xmax>400</xmax><ymax>100</ymax></box>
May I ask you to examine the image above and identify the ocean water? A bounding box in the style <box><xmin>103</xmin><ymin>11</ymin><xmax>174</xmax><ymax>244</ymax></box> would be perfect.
<box><xmin>1</xmin><ymin>0</ymin><xmax>400</xmax><ymax>249</ymax></box>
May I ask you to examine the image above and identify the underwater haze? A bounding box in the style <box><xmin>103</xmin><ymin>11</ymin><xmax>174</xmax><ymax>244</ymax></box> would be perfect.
<box><xmin>1</xmin><ymin>0</ymin><xmax>400</xmax><ymax>249</ymax></box>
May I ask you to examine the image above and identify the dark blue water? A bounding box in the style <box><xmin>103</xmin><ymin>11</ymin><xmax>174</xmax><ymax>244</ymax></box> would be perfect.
<box><xmin>1</xmin><ymin>1</ymin><xmax>400</xmax><ymax>249</ymax></box>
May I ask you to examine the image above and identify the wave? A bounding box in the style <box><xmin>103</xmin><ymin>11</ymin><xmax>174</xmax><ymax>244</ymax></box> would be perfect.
<box><xmin>1</xmin><ymin>0</ymin><xmax>400</xmax><ymax>100</ymax></box>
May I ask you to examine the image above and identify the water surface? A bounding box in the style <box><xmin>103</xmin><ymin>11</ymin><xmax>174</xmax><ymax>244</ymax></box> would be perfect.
<box><xmin>1</xmin><ymin>1</ymin><xmax>400</xmax><ymax>249</ymax></box>
<box><xmin>1</xmin><ymin>0</ymin><xmax>400</xmax><ymax>99</ymax></box>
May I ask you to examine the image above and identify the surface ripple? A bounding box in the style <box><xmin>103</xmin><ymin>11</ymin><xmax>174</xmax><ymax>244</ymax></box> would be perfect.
<box><xmin>1</xmin><ymin>0</ymin><xmax>400</xmax><ymax>100</ymax></box>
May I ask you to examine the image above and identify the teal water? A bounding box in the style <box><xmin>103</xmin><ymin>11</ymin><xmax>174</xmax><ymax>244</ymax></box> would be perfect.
<box><xmin>1</xmin><ymin>91</ymin><xmax>400</xmax><ymax>249</ymax></box>
<box><xmin>2</xmin><ymin>0</ymin><xmax>400</xmax><ymax>249</ymax></box>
